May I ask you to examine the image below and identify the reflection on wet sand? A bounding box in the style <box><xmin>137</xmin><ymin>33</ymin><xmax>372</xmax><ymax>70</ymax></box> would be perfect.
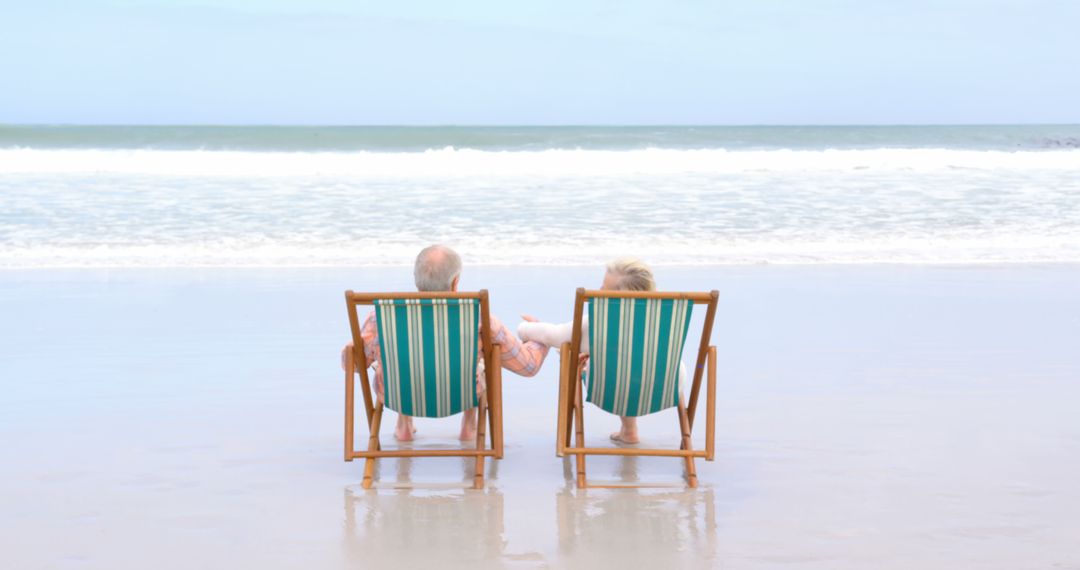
<box><xmin>556</xmin><ymin>456</ymin><xmax>718</xmax><ymax>567</ymax></box>
<box><xmin>342</xmin><ymin>455</ymin><xmax>716</xmax><ymax>567</ymax></box>
<box><xmin>343</xmin><ymin>458</ymin><xmax>507</xmax><ymax>566</ymax></box>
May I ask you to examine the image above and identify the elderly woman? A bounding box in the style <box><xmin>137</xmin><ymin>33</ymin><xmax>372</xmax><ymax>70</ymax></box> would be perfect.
<box><xmin>518</xmin><ymin>258</ymin><xmax>686</xmax><ymax>444</ymax></box>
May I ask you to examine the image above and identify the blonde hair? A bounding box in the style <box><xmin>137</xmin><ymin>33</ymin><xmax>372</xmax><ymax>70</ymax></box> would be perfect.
<box><xmin>606</xmin><ymin>257</ymin><xmax>656</xmax><ymax>291</ymax></box>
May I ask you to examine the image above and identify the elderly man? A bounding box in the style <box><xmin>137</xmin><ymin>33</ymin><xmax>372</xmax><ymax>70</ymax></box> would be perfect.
<box><xmin>341</xmin><ymin>244</ymin><xmax>549</xmax><ymax>441</ymax></box>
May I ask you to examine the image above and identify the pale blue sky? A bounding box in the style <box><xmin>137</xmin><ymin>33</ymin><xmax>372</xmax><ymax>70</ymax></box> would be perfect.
<box><xmin>1</xmin><ymin>0</ymin><xmax>1077</xmax><ymax>125</ymax></box>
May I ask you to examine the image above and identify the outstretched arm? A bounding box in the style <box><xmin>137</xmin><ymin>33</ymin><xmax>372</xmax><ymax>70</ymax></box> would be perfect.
<box><xmin>517</xmin><ymin>320</ymin><xmax>574</xmax><ymax>348</ymax></box>
<box><xmin>517</xmin><ymin>315</ymin><xmax>591</xmax><ymax>354</ymax></box>
<box><xmin>489</xmin><ymin>315</ymin><xmax>550</xmax><ymax>377</ymax></box>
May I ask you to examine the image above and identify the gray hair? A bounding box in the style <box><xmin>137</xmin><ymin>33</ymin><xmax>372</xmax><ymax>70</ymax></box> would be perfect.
<box><xmin>606</xmin><ymin>257</ymin><xmax>656</xmax><ymax>291</ymax></box>
<box><xmin>414</xmin><ymin>244</ymin><xmax>462</xmax><ymax>291</ymax></box>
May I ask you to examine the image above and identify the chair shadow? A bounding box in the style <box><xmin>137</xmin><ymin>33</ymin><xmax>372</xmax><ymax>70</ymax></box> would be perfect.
<box><xmin>554</xmin><ymin>466</ymin><xmax>718</xmax><ymax>566</ymax></box>
<box><xmin>343</xmin><ymin>459</ymin><xmax>507</xmax><ymax>565</ymax></box>
<box><xmin>562</xmin><ymin>452</ymin><xmax>695</xmax><ymax>489</ymax></box>
<box><xmin>364</xmin><ymin>439</ymin><xmax>499</xmax><ymax>489</ymax></box>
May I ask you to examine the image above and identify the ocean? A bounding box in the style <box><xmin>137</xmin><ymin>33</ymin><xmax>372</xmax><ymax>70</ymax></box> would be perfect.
<box><xmin>1</xmin><ymin>125</ymin><xmax>1078</xmax><ymax>267</ymax></box>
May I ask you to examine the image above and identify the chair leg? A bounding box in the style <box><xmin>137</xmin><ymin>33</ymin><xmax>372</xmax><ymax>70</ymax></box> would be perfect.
<box><xmin>362</xmin><ymin>404</ymin><xmax>383</xmax><ymax>489</ymax></box>
<box><xmin>489</xmin><ymin>349</ymin><xmax>503</xmax><ymax>459</ymax></box>
<box><xmin>488</xmin><ymin>398</ymin><xmax>497</xmax><ymax>451</ymax></box>
<box><xmin>474</xmin><ymin>397</ymin><xmax>488</xmax><ymax>489</ymax></box>
<box><xmin>490</xmin><ymin>394</ymin><xmax>501</xmax><ymax>459</ymax></box>
<box><xmin>574</xmin><ymin>380</ymin><xmax>587</xmax><ymax>489</ymax></box>
<box><xmin>345</xmin><ymin>351</ymin><xmax>355</xmax><ymax>462</ymax></box>
<box><xmin>564</xmin><ymin>366</ymin><xmax>576</xmax><ymax>451</ymax></box>
<box><xmin>566</xmin><ymin>354</ymin><xmax>584</xmax><ymax>451</ymax></box>
<box><xmin>556</xmin><ymin>343</ymin><xmax>570</xmax><ymax>456</ymax></box>
<box><xmin>706</xmin><ymin>346</ymin><xmax>716</xmax><ymax>461</ymax></box>
<box><xmin>677</xmin><ymin>402</ymin><xmax>698</xmax><ymax>488</ymax></box>
<box><xmin>362</xmin><ymin>459</ymin><xmax>375</xmax><ymax>489</ymax></box>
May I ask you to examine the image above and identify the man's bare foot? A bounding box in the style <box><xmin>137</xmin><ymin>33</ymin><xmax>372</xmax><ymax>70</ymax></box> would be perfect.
<box><xmin>341</xmin><ymin>343</ymin><xmax>354</xmax><ymax>372</ymax></box>
<box><xmin>610</xmin><ymin>431</ymin><xmax>640</xmax><ymax>444</ymax></box>
<box><xmin>395</xmin><ymin>417</ymin><xmax>417</xmax><ymax>442</ymax></box>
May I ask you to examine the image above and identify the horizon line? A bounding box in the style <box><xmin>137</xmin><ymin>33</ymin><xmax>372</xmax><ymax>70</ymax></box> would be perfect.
<box><xmin>4</xmin><ymin>122</ymin><xmax>1080</xmax><ymax>129</ymax></box>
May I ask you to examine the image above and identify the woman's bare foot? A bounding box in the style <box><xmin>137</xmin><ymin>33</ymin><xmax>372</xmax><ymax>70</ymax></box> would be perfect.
<box><xmin>610</xmin><ymin>417</ymin><xmax>639</xmax><ymax>444</ymax></box>
<box><xmin>459</xmin><ymin>409</ymin><xmax>478</xmax><ymax>441</ymax></box>
<box><xmin>394</xmin><ymin>416</ymin><xmax>417</xmax><ymax>441</ymax></box>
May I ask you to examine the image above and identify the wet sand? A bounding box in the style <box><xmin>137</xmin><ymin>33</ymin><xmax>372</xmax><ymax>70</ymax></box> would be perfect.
<box><xmin>2</xmin><ymin>265</ymin><xmax>1079</xmax><ymax>569</ymax></box>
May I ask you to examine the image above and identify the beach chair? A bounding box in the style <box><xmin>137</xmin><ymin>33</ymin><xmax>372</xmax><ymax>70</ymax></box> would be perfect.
<box><xmin>343</xmin><ymin>290</ymin><xmax>504</xmax><ymax>489</ymax></box>
<box><xmin>556</xmin><ymin>288</ymin><xmax>719</xmax><ymax>488</ymax></box>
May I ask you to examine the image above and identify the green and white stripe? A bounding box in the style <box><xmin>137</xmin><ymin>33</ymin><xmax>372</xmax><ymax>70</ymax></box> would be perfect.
<box><xmin>373</xmin><ymin>298</ymin><xmax>480</xmax><ymax>418</ymax></box>
<box><xmin>586</xmin><ymin>298</ymin><xmax>693</xmax><ymax>417</ymax></box>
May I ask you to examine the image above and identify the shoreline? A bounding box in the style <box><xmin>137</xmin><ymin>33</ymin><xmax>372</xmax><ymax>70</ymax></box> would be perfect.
<box><xmin>4</xmin><ymin>260</ymin><xmax>1080</xmax><ymax>271</ymax></box>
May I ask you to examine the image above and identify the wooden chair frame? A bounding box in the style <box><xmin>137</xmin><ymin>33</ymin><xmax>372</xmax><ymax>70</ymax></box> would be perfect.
<box><xmin>556</xmin><ymin>289</ymin><xmax>719</xmax><ymax>488</ymax></box>
<box><xmin>344</xmin><ymin>290</ymin><xmax>505</xmax><ymax>489</ymax></box>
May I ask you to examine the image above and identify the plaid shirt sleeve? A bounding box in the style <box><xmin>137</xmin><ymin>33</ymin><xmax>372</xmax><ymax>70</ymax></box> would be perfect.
<box><xmin>488</xmin><ymin>314</ymin><xmax>550</xmax><ymax>377</ymax></box>
<box><xmin>359</xmin><ymin>311</ymin><xmax>383</xmax><ymax>398</ymax></box>
<box><xmin>360</xmin><ymin>310</ymin><xmax>548</xmax><ymax>402</ymax></box>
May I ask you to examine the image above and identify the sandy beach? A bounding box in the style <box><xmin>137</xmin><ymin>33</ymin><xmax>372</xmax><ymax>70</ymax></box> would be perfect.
<box><xmin>5</xmin><ymin>0</ymin><xmax>1079</xmax><ymax>565</ymax></box>
<box><xmin>2</xmin><ymin>264</ymin><xmax>1078</xmax><ymax>568</ymax></box>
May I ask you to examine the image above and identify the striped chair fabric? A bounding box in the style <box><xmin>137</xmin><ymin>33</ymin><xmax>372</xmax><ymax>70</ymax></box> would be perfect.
<box><xmin>373</xmin><ymin>298</ymin><xmax>481</xmax><ymax>418</ymax></box>
<box><xmin>586</xmin><ymin>297</ymin><xmax>694</xmax><ymax>417</ymax></box>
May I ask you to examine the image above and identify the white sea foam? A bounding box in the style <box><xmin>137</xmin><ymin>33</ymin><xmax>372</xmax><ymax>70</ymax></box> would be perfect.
<box><xmin>2</xmin><ymin>147</ymin><xmax>1079</xmax><ymax>177</ymax></box>
<box><xmin>2</xmin><ymin>146</ymin><xmax>1078</xmax><ymax>268</ymax></box>
<box><xmin>2</xmin><ymin>236</ymin><xmax>1079</xmax><ymax>268</ymax></box>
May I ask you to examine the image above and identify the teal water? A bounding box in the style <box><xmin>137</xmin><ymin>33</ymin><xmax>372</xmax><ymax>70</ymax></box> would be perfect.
<box><xmin>3</xmin><ymin>124</ymin><xmax>1080</xmax><ymax>151</ymax></box>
